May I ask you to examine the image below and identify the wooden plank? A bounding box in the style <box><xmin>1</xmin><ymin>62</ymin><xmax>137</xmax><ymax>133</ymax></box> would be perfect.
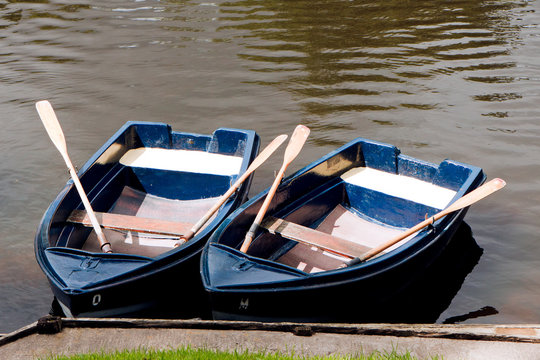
<box><xmin>67</xmin><ymin>210</ymin><xmax>193</xmax><ymax>237</ymax></box>
<box><xmin>261</xmin><ymin>217</ymin><xmax>372</xmax><ymax>259</ymax></box>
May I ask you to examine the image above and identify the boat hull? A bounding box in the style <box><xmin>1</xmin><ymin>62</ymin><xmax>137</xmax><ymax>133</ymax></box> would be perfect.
<box><xmin>50</xmin><ymin>250</ymin><xmax>206</xmax><ymax>318</ymax></box>
<box><xmin>207</xmin><ymin>210</ymin><xmax>466</xmax><ymax>323</ymax></box>
<box><xmin>36</xmin><ymin>121</ymin><xmax>259</xmax><ymax>318</ymax></box>
<box><xmin>201</xmin><ymin>137</ymin><xmax>485</xmax><ymax>323</ymax></box>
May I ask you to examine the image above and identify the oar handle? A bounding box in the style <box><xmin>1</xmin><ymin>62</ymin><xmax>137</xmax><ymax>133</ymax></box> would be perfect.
<box><xmin>240</xmin><ymin>166</ymin><xmax>286</xmax><ymax>252</ymax></box>
<box><xmin>175</xmin><ymin>183</ymin><xmax>238</xmax><ymax>246</ymax></box>
<box><xmin>69</xmin><ymin>167</ymin><xmax>112</xmax><ymax>253</ymax></box>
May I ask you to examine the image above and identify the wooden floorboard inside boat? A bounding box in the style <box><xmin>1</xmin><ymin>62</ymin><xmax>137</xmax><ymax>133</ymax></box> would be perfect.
<box><xmin>111</xmin><ymin>187</ymin><xmax>219</xmax><ymax>224</ymax></box>
<box><xmin>277</xmin><ymin>204</ymin><xmax>415</xmax><ymax>273</ymax></box>
<box><xmin>316</xmin><ymin>205</ymin><xmax>405</xmax><ymax>249</ymax></box>
<box><xmin>277</xmin><ymin>243</ymin><xmax>348</xmax><ymax>273</ymax></box>
<box><xmin>82</xmin><ymin>186</ymin><xmax>219</xmax><ymax>257</ymax></box>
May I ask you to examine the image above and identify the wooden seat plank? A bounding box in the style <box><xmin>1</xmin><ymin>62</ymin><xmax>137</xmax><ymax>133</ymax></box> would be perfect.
<box><xmin>261</xmin><ymin>216</ymin><xmax>372</xmax><ymax>259</ymax></box>
<box><xmin>67</xmin><ymin>210</ymin><xmax>193</xmax><ymax>237</ymax></box>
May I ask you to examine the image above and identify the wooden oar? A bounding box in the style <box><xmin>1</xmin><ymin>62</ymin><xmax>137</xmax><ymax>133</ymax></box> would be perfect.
<box><xmin>174</xmin><ymin>133</ymin><xmax>288</xmax><ymax>246</ymax></box>
<box><xmin>240</xmin><ymin>125</ymin><xmax>310</xmax><ymax>253</ymax></box>
<box><xmin>36</xmin><ymin>100</ymin><xmax>112</xmax><ymax>253</ymax></box>
<box><xmin>347</xmin><ymin>178</ymin><xmax>506</xmax><ymax>266</ymax></box>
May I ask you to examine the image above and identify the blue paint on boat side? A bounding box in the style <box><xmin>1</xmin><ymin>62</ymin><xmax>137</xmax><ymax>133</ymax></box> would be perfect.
<box><xmin>360</xmin><ymin>140</ymin><xmax>400</xmax><ymax>173</ymax></box>
<box><xmin>345</xmin><ymin>185</ymin><xmax>441</xmax><ymax>228</ymax></box>
<box><xmin>201</xmin><ymin>136</ymin><xmax>486</xmax><ymax>322</ymax></box>
<box><xmin>35</xmin><ymin>121</ymin><xmax>260</xmax><ymax>317</ymax></box>
<box><xmin>397</xmin><ymin>154</ymin><xmax>438</xmax><ymax>182</ymax></box>
<box><xmin>206</xmin><ymin>244</ymin><xmax>305</xmax><ymax>288</ymax></box>
<box><xmin>129</xmin><ymin>167</ymin><xmax>233</xmax><ymax>200</ymax></box>
<box><xmin>44</xmin><ymin>247</ymin><xmax>152</xmax><ymax>289</ymax></box>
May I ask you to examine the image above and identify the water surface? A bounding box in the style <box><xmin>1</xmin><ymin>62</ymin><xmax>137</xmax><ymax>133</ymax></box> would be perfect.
<box><xmin>1</xmin><ymin>0</ymin><xmax>540</xmax><ymax>332</ymax></box>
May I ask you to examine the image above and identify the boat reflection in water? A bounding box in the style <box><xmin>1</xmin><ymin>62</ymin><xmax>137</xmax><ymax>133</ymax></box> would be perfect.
<box><xmin>367</xmin><ymin>222</ymin><xmax>486</xmax><ymax>324</ymax></box>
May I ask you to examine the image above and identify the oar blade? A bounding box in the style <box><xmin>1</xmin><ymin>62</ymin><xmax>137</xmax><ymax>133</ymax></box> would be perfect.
<box><xmin>35</xmin><ymin>100</ymin><xmax>112</xmax><ymax>253</ymax></box>
<box><xmin>283</xmin><ymin>125</ymin><xmax>310</xmax><ymax>164</ymax></box>
<box><xmin>444</xmin><ymin>178</ymin><xmax>506</xmax><ymax>215</ymax></box>
<box><xmin>36</xmin><ymin>100</ymin><xmax>68</xmax><ymax>156</ymax></box>
<box><xmin>245</xmin><ymin>134</ymin><xmax>288</xmax><ymax>174</ymax></box>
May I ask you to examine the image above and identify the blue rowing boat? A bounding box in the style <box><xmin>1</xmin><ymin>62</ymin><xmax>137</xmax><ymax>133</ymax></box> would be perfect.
<box><xmin>201</xmin><ymin>137</ymin><xmax>486</xmax><ymax>322</ymax></box>
<box><xmin>35</xmin><ymin>121</ymin><xmax>259</xmax><ymax>317</ymax></box>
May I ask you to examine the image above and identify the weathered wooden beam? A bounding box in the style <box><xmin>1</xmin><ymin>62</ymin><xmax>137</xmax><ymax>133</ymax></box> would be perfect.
<box><xmin>67</xmin><ymin>210</ymin><xmax>192</xmax><ymax>237</ymax></box>
<box><xmin>261</xmin><ymin>217</ymin><xmax>372</xmax><ymax>259</ymax></box>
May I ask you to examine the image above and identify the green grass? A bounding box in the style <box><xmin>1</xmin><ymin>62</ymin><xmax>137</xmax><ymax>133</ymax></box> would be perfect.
<box><xmin>44</xmin><ymin>347</ymin><xmax>439</xmax><ymax>360</ymax></box>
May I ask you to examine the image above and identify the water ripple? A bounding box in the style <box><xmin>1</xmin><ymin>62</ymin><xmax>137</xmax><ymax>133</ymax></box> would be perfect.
<box><xmin>210</xmin><ymin>0</ymin><xmax>529</xmax><ymax>130</ymax></box>
<box><xmin>0</xmin><ymin>0</ymin><xmax>539</xmax><ymax>332</ymax></box>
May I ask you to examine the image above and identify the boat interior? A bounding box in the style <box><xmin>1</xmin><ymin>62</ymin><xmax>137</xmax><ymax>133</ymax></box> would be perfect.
<box><xmin>228</xmin><ymin>145</ymin><xmax>479</xmax><ymax>274</ymax></box>
<box><xmin>48</xmin><ymin>124</ymin><xmax>250</xmax><ymax>258</ymax></box>
<box><xmin>81</xmin><ymin>187</ymin><xmax>221</xmax><ymax>257</ymax></box>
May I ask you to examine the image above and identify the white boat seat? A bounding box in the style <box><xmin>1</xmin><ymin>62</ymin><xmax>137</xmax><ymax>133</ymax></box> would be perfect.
<box><xmin>120</xmin><ymin>148</ymin><xmax>243</xmax><ymax>176</ymax></box>
<box><xmin>341</xmin><ymin>167</ymin><xmax>457</xmax><ymax>209</ymax></box>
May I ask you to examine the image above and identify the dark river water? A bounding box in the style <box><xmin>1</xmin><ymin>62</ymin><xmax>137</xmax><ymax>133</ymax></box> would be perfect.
<box><xmin>1</xmin><ymin>0</ymin><xmax>540</xmax><ymax>333</ymax></box>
